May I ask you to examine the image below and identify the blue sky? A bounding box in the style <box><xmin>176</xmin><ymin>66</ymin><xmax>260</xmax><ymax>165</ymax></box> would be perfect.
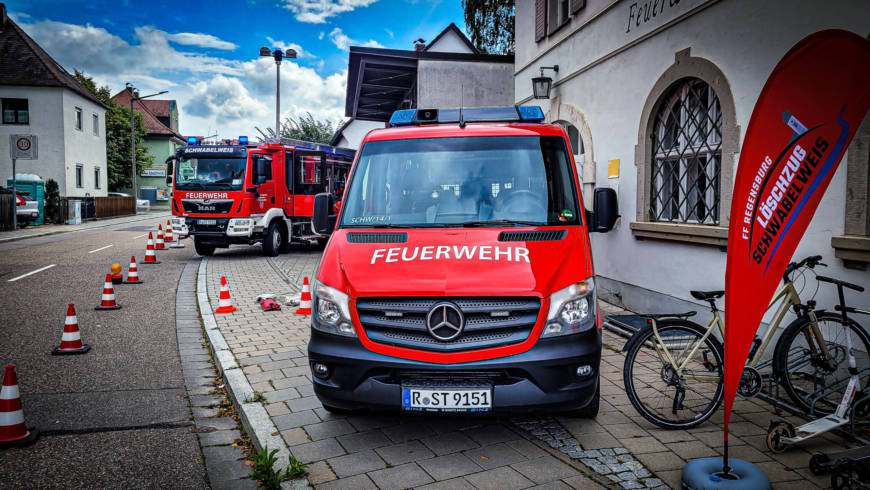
<box><xmin>6</xmin><ymin>0</ymin><xmax>466</xmax><ymax>138</ymax></box>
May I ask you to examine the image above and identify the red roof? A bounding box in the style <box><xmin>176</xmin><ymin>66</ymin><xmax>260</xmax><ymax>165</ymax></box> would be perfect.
<box><xmin>141</xmin><ymin>99</ymin><xmax>171</xmax><ymax>117</ymax></box>
<box><xmin>111</xmin><ymin>88</ymin><xmax>182</xmax><ymax>141</ymax></box>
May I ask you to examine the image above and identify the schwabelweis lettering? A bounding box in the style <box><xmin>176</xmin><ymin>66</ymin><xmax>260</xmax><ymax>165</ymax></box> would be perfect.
<box><xmin>371</xmin><ymin>246</ymin><xmax>530</xmax><ymax>264</ymax></box>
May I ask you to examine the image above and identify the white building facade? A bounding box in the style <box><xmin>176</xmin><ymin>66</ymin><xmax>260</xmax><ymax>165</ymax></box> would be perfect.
<box><xmin>0</xmin><ymin>7</ymin><xmax>108</xmax><ymax>197</ymax></box>
<box><xmin>515</xmin><ymin>0</ymin><xmax>870</xmax><ymax>318</ymax></box>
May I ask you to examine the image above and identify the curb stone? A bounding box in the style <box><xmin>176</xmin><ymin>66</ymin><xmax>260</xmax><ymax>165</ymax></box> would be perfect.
<box><xmin>197</xmin><ymin>256</ymin><xmax>310</xmax><ymax>490</ymax></box>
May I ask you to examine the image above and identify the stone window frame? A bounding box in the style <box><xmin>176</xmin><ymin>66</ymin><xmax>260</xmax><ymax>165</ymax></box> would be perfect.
<box><xmin>831</xmin><ymin>113</ymin><xmax>870</xmax><ymax>269</ymax></box>
<box><xmin>632</xmin><ymin>48</ymin><xmax>739</xmax><ymax>248</ymax></box>
<box><xmin>545</xmin><ymin>96</ymin><xmax>596</xmax><ymax>208</ymax></box>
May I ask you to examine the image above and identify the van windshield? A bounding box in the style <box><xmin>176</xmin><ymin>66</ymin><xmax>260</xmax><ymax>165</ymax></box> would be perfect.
<box><xmin>340</xmin><ymin>136</ymin><xmax>581</xmax><ymax>228</ymax></box>
<box><xmin>175</xmin><ymin>157</ymin><xmax>246</xmax><ymax>191</ymax></box>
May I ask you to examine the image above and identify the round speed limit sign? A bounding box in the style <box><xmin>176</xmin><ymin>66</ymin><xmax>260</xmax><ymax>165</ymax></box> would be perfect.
<box><xmin>16</xmin><ymin>137</ymin><xmax>31</xmax><ymax>152</ymax></box>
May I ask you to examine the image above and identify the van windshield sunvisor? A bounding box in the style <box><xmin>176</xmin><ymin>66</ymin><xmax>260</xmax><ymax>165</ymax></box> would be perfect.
<box><xmin>339</xmin><ymin>136</ymin><xmax>581</xmax><ymax>229</ymax></box>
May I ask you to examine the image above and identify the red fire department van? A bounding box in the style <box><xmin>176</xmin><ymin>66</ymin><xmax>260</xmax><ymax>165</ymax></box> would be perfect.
<box><xmin>166</xmin><ymin>137</ymin><xmax>354</xmax><ymax>257</ymax></box>
<box><xmin>306</xmin><ymin>106</ymin><xmax>619</xmax><ymax>416</ymax></box>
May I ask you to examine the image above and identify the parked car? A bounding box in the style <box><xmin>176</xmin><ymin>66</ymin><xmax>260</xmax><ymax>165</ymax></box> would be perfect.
<box><xmin>0</xmin><ymin>187</ymin><xmax>39</xmax><ymax>226</ymax></box>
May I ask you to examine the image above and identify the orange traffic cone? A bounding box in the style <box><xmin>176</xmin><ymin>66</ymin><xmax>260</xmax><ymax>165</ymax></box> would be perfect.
<box><xmin>95</xmin><ymin>273</ymin><xmax>121</xmax><ymax>310</ymax></box>
<box><xmin>156</xmin><ymin>225</ymin><xmax>166</xmax><ymax>250</ymax></box>
<box><xmin>0</xmin><ymin>364</ymin><xmax>39</xmax><ymax>447</ymax></box>
<box><xmin>294</xmin><ymin>277</ymin><xmax>312</xmax><ymax>315</ymax></box>
<box><xmin>143</xmin><ymin>233</ymin><xmax>160</xmax><ymax>264</ymax></box>
<box><xmin>214</xmin><ymin>276</ymin><xmax>237</xmax><ymax>314</ymax></box>
<box><xmin>164</xmin><ymin>220</ymin><xmax>174</xmax><ymax>243</ymax></box>
<box><xmin>52</xmin><ymin>303</ymin><xmax>91</xmax><ymax>355</ymax></box>
<box><xmin>124</xmin><ymin>256</ymin><xmax>142</xmax><ymax>284</ymax></box>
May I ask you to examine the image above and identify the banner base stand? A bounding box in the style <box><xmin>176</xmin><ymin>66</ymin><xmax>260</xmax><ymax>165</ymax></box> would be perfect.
<box><xmin>682</xmin><ymin>457</ymin><xmax>770</xmax><ymax>490</ymax></box>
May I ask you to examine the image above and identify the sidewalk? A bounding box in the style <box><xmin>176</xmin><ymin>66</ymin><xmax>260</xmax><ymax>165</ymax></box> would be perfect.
<box><xmin>202</xmin><ymin>246</ymin><xmax>854</xmax><ymax>489</ymax></box>
<box><xmin>0</xmin><ymin>210</ymin><xmax>171</xmax><ymax>243</ymax></box>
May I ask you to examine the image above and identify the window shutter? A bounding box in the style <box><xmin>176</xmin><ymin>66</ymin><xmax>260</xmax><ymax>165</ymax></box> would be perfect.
<box><xmin>570</xmin><ymin>0</ymin><xmax>585</xmax><ymax>14</ymax></box>
<box><xmin>535</xmin><ymin>0</ymin><xmax>547</xmax><ymax>42</ymax></box>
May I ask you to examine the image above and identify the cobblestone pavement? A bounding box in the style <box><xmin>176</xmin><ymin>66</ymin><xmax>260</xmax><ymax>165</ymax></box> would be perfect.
<box><xmin>203</xmin><ymin>244</ymin><xmax>854</xmax><ymax>489</ymax></box>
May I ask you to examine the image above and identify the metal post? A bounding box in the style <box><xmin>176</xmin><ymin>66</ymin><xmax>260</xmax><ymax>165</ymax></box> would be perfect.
<box><xmin>130</xmin><ymin>97</ymin><xmax>136</xmax><ymax>199</ymax></box>
<box><xmin>275</xmin><ymin>56</ymin><xmax>281</xmax><ymax>138</ymax></box>
<box><xmin>11</xmin><ymin>157</ymin><xmax>16</xmax><ymax>230</ymax></box>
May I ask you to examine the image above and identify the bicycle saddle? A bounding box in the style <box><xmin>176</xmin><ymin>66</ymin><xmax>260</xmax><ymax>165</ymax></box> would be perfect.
<box><xmin>690</xmin><ymin>290</ymin><xmax>724</xmax><ymax>300</ymax></box>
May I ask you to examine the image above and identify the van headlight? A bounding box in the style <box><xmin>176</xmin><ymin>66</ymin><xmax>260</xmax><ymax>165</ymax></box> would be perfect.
<box><xmin>543</xmin><ymin>278</ymin><xmax>596</xmax><ymax>337</ymax></box>
<box><xmin>311</xmin><ymin>279</ymin><xmax>355</xmax><ymax>337</ymax></box>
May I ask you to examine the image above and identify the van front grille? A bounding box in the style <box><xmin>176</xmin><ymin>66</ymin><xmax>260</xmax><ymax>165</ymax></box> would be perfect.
<box><xmin>356</xmin><ymin>296</ymin><xmax>540</xmax><ymax>352</ymax></box>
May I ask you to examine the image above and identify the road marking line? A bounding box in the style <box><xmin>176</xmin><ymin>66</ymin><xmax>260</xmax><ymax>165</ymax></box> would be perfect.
<box><xmin>8</xmin><ymin>264</ymin><xmax>56</xmax><ymax>282</ymax></box>
<box><xmin>88</xmin><ymin>244</ymin><xmax>114</xmax><ymax>254</ymax></box>
<box><xmin>133</xmin><ymin>233</ymin><xmax>147</xmax><ymax>239</ymax></box>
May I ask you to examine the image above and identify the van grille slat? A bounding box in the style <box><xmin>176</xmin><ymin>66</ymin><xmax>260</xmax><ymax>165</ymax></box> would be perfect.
<box><xmin>347</xmin><ymin>232</ymin><xmax>408</xmax><ymax>243</ymax></box>
<box><xmin>498</xmin><ymin>230</ymin><xmax>566</xmax><ymax>242</ymax></box>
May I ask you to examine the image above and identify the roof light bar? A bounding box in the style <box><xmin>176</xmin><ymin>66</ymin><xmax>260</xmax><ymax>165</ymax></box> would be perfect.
<box><xmin>389</xmin><ymin>106</ymin><xmax>545</xmax><ymax>127</ymax></box>
<box><xmin>187</xmin><ymin>136</ymin><xmax>198</xmax><ymax>145</ymax></box>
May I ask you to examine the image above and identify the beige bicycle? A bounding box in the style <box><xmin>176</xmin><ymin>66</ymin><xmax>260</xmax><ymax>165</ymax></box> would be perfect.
<box><xmin>622</xmin><ymin>255</ymin><xmax>870</xmax><ymax>429</ymax></box>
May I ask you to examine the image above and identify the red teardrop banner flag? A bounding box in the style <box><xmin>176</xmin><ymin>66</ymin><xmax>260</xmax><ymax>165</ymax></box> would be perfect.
<box><xmin>724</xmin><ymin>29</ymin><xmax>870</xmax><ymax>439</ymax></box>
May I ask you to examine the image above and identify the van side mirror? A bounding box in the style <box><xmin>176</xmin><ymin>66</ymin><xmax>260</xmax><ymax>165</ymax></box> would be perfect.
<box><xmin>587</xmin><ymin>187</ymin><xmax>619</xmax><ymax>232</ymax></box>
<box><xmin>312</xmin><ymin>192</ymin><xmax>336</xmax><ymax>235</ymax></box>
<box><xmin>165</xmin><ymin>157</ymin><xmax>175</xmax><ymax>186</ymax></box>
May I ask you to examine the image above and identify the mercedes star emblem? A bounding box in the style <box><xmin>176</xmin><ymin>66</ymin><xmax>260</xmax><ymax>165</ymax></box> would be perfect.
<box><xmin>426</xmin><ymin>302</ymin><xmax>465</xmax><ymax>341</ymax></box>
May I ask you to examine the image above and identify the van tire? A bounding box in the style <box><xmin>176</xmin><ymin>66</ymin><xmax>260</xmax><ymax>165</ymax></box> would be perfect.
<box><xmin>565</xmin><ymin>381</ymin><xmax>600</xmax><ymax>418</ymax></box>
<box><xmin>194</xmin><ymin>237</ymin><xmax>215</xmax><ymax>256</ymax></box>
<box><xmin>262</xmin><ymin>221</ymin><xmax>281</xmax><ymax>257</ymax></box>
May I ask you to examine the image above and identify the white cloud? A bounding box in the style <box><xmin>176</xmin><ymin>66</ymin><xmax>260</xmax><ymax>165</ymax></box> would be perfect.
<box><xmin>166</xmin><ymin>32</ymin><xmax>237</xmax><ymax>50</ymax></box>
<box><xmin>279</xmin><ymin>0</ymin><xmax>378</xmax><ymax>23</ymax></box>
<box><xmin>15</xmin><ymin>17</ymin><xmax>348</xmax><ymax>140</ymax></box>
<box><xmin>329</xmin><ymin>27</ymin><xmax>382</xmax><ymax>51</ymax></box>
<box><xmin>185</xmin><ymin>75</ymin><xmax>270</xmax><ymax>123</ymax></box>
<box><xmin>318</xmin><ymin>31</ymin><xmax>325</xmax><ymax>40</ymax></box>
<box><xmin>385</xmin><ymin>28</ymin><xmax>394</xmax><ymax>39</ymax></box>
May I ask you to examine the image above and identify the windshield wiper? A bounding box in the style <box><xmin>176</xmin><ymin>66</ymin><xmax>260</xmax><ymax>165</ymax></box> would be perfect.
<box><xmin>180</xmin><ymin>182</ymin><xmax>206</xmax><ymax>190</ymax></box>
<box><xmin>457</xmin><ymin>219</ymin><xmax>544</xmax><ymax>227</ymax></box>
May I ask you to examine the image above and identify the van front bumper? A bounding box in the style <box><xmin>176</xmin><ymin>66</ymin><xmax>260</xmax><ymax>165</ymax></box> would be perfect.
<box><xmin>308</xmin><ymin>325</ymin><xmax>601</xmax><ymax>415</ymax></box>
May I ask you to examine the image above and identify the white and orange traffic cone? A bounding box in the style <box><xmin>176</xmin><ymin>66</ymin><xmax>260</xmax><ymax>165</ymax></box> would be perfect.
<box><xmin>52</xmin><ymin>303</ymin><xmax>91</xmax><ymax>355</ymax></box>
<box><xmin>143</xmin><ymin>233</ymin><xmax>160</xmax><ymax>264</ymax></box>
<box><xmin>294</xmin><ymin>277</ymin><xmax>312</xmax><ymax>315</ymax></box>
<box><xmin>164</xmin><ymin>220</ymin><xmax>175</xmax><ymax>243</ymax></box>
<box><xmin>124</xmin><ymin>256</ymin><xmax>142</xmax><ymax>284</ymax></box>
<box><xmin>0</xmin><ymin>364</ymin><xmax>39</xmax><ymax>448</ymax></box>
<box><xmin>95</xmin><ymin>273</ymin><xmax>121</xmax><ymax>310</ymax></box>
<box><xmin>214</xmin><ymin>276</ymin><xmax>237</xmax><ymax>314</ymax></box>
<box><xmin>156</xmin><ymin>225</ymin><xmax>166</xmax><ymax>250</ymax></box>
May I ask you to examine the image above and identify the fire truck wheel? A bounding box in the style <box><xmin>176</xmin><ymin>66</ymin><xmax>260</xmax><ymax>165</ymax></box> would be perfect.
<box><xmin>194</xmin><ymin>237</ymin><xmax>215</xmax><ymax>256</ymax></box>
<box><xmin>262</xmin><ymin>221</ymin><xmax>281</xmax><ymax>257</ymax></box>
<box><xmin>316</xmin><ymin>237</ymin><xmax>329</xmax><ymax>249</ymax></box>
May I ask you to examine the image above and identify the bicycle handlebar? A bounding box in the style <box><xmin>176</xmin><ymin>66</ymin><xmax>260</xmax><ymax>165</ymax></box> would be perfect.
<box><xmin>783</xmin><ymin>255</ymin><xmax>827</xmax><ymax>282</ymax></box>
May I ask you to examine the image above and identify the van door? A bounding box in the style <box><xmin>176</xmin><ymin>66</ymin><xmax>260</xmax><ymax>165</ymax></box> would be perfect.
<box><xmin>293</xmin><ymin>150</ymin><xmax>326</xmax><ymax>217</ymax></box>
<box><xmin>282</xmin><ymin>150</ymin><xmax>294</xmax><ymax>216</ymax></box>
<box><xmin>254</xmin><ymin>153</ymin><xmax>275</xmax><ymax>214</ymax></box>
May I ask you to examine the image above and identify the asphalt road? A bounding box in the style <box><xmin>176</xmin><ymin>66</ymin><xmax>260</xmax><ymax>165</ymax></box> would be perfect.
<box><xmin>0</xmin><ymin>220</ymin><xmax>209</xmax><ymax>488</ymax></box>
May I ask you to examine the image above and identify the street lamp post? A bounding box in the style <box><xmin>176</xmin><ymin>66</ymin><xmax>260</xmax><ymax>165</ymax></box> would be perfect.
<box><xmin>260</xmin><ymin>46</ymin><xmax>297</xmax><ymax>138</ymax></box>
<box><xmin>126</xmin><ymin>83</ymin><xmax>167</xmax><ymax>199</ymax></box>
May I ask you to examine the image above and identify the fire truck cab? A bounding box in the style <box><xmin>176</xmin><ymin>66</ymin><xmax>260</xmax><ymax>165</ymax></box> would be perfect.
<box><xmin>306</xmin><ymin>106</ymin><xmax>620</xmax><ymax>416</ymax></box>
<box><xmin>167</xmin><ymin>137</ymin><xmax>354</xmax><ymax>257</ymax></box>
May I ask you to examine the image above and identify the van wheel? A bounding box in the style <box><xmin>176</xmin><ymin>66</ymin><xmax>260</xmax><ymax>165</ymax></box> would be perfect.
<box><xmin>565</xmin><ymin>381</ymin><xmax>600</xmax><ymax>418</ymax></box>
<box><xmin>194</xmin><ymin>237</ymin><xmax>215</xmax><ymax>256</ymax></box>
<box><xmin>262</xmin><ymin>221</ymin><xmax>281</xmax><ymax>257</ymax></box>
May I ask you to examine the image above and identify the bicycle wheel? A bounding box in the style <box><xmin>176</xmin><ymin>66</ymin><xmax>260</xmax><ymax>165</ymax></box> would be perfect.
<box><xmin>773</xmin><ymin>312</ymin><xmax>870</xmax><ymax>415</ymax></box>
<box><xmin>623</xmin><ymin>319</ymin><xmax>724</xmax><ymax>429</ymax></box>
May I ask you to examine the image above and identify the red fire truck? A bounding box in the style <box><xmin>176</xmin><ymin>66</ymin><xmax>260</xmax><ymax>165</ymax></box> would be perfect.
<box><xmin>166</xmin><ymin>137</ymin><xmax>355</xmax><ymax>257</ymax></box>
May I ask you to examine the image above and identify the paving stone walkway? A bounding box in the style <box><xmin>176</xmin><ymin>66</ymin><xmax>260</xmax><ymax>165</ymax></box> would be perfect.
<box><xmin>202</xmin><ymin>244</ymin><xmax>855</xmax><ymax>489</ymax></box>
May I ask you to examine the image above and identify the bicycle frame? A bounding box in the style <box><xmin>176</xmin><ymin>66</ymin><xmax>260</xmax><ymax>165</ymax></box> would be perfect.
<box><xmin>649</xmin><ymin>279</ymin><xmax>825</xmax><ymax>381</ymax></box>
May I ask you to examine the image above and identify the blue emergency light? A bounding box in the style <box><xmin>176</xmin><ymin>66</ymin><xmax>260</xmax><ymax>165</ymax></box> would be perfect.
<box><xmin>238</xmin><ymin>136</ymin><xmax>249</xmax><ymax>145</ymax></box>
<box><xmin>388</xmin><ymin>106</ymin><xmax>545</xmax><ymax>127</ymax></box>
<box><xmin>187</xmin><ymin>136</ymin><xmax>198</xmax><ymax>145</ymax></box>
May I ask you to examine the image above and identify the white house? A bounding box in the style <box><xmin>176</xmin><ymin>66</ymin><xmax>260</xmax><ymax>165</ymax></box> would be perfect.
<box><xmin>514</xmin><ymin>0</ymin><xmax>869</xmax><ymax>320</ymax></box>
<box><xmin>0</xmin><ymin>4</ymin><xmax>108</xmax><ymax>198</ymax></box>
<box><xmin>330</xmin><ymin>118</ymin><xmax>384</xmax><ymax>150</ymax></box>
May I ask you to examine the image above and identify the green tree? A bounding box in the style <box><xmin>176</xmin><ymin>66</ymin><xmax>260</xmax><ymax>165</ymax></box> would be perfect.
<box><xmin>463</xmin><ymin>0</ymin><xmax>515</xmax><ymax>55</ymax></box>
<box><xmin>73</xmin><ymin>70</ymin><xmax>153</xmax><ymax>191</ymax></box>
<box><xmin>260</xmin><ymin>112</ymin><xmax>340</xmax><ymax>145</ymax></box>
